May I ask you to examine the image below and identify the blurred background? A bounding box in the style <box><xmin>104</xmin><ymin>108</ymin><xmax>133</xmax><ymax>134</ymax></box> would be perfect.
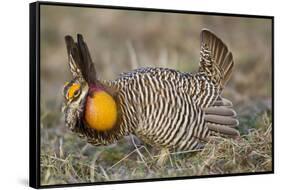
<box><xmin>40</xmin><ymin>5</ymin><xmax>272</xmax><ymax>185</ymax></box>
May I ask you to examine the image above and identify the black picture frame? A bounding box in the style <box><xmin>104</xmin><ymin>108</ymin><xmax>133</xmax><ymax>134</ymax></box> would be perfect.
<box><xmin>29</xmin><ymin>1</ymin><xmax>274</xmax><ymax>189</ymax></box>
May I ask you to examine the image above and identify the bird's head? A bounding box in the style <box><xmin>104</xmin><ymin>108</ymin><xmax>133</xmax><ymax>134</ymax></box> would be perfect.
<box><xmin>62</xmin><ymin>34</ymin><xmax>118</xmax><ymax>133</ymax></box>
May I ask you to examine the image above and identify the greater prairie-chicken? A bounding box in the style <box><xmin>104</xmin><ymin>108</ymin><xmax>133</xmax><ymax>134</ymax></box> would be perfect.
<box><xmin>62</xmin><ymin>29</ymin><xmax>239</xmax><ymax>152</ymax></box>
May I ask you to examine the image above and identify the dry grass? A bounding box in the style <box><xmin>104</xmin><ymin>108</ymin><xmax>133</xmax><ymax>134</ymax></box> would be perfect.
<box><xmin>196</xmin><ymin>114</ymin><xmax>272</xmax><ymax>175</ymax></box>
<box><xmin>40</xmin><ymin>110</ymin><xmax>272</xmax><ymax>185</ymax></box>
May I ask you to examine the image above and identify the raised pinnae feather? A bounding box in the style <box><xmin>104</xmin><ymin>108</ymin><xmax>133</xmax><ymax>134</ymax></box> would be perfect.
<box><xmin>77</xmin><ymin>34</ymin><xmax>97</xmax><ymax>85</ymax></box>
<box><xmin>64</xmin><ymin>34</ymin><xmax>97</xmax><ymax>85</ymax></box>
<box><xmin>65</xmin><ymin>35</ymin><xmax>83</xmax><ymax>78</ymax></box>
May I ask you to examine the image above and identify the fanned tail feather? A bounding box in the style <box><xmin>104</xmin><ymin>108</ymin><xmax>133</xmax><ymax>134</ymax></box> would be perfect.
<box><xmin>199</xmin><ymin>29</ymin><xmax>234</xmax><ymax>89</ymax></box>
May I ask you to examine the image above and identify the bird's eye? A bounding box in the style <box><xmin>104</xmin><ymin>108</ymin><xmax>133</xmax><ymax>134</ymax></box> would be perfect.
<box><xmin>66</xmin><ymin>83</ymin><xmax>81</xmax><ymax>100</ymax></box>
<box><xmin>73</xmin><ymin>88</ymin><xmax>81</xmax><ymax>97</ymax></box>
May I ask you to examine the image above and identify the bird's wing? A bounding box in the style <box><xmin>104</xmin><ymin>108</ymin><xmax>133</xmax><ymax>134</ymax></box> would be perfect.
<box><xmin>204</xmin><ymin>96</ymin><xmax>240</xmax><ymax>137</ymax></box>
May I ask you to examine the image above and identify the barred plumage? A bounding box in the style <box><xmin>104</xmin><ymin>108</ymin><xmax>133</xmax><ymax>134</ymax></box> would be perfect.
<box><xmin>62</xmin><ymin>29</ymin><xmax>239</xmax><ymax>152</ymax></box>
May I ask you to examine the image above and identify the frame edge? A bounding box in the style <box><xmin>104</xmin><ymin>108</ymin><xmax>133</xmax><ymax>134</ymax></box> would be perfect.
<box><xmin>29</xmin><ymin>1</ymin><xmax>40</xmax><ymax>189</ymax></box>
<box><xmin>32</xmin><ymin>1</ymin><xmax>274</xmax><ymax>188</ymax></box>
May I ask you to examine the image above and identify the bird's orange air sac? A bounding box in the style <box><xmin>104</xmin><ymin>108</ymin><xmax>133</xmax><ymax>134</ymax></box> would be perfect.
<box><xmin>84</xmin><ymin>90</ymin><xmax>118</xmax><ymax>131</ymax></box>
